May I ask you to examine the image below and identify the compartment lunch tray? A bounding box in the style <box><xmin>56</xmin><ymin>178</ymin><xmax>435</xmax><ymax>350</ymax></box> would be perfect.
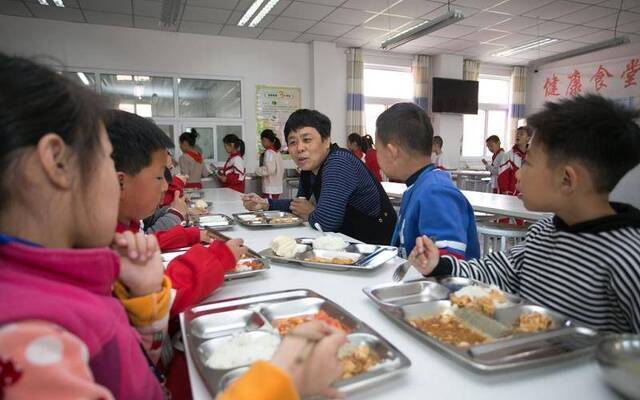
<box><xmin>233</xmin><ymin>211</ymin><xmax>304</xmax><ymax>228</ymax></box>
<box><xmin>363</xmin><ymin>277</ymin><xmax>600</xmax><ymax>373</ymax></box>
<box><xmin>184</xmin><ymin>289</ymin><xmax>411</xmax><ymax>397</ymax></box>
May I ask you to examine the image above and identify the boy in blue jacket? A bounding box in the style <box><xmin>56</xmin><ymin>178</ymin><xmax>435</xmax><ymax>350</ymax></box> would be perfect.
<box><xmin>375</xmin><ymin>102</ymin><xmax>480</xmax><ymax>259</ymax></box>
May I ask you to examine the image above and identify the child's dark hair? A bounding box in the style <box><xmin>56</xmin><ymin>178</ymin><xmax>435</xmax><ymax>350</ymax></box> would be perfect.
<box><xmin>433</xmin><ymin>135</ymin><xmax>443</xmax><ymax>148</ymax></box>
<box><xmin>517</xmin><ymin>125</ymin><xmax>531</xmax><ymax>136</ymax></box>
<box><xmin>363</xmin><ymin>134</ymin><xmax>374</xmax><ymax>150</ymax></box>
<box><xmin>260</xmin><ymin>129</ymin><xmax>281</xmax><ymax>151</ymax></box>
<box><xmin>347</xmin><ymin>132</ymin><xmax>364</xmax><ymax>151</ymax></box>
<box><xmin>376</xmin><ymin>102</ymin><xmax>433</xmax><ymax>155</ymax></box>
<box><xmin>0</xmin><ymin>53</ymin><xmax>104</xmax><ymax>211</ymax></box>
<box><xmin>284</xmin><ymin>109</ymin><xmax>331</xmax><ymax>143</ymax></box>
<box><xmin>105</xmin><ymin>110</ymin><xmax>174</xmax><ymax>175</ymax></box>
<box><xmin>527</xmin><ymin>94</ymin><xmax>640</xmax><ymax>193</ymax></box>
<box><xmin>486</xmin><ymin>135</ymin><xmax>501</xmax><ymax>144</ymax></box>
<box><xmin>223</xmin><ymin>134</ymin><xmax>245</xmax><ymax>157</ymax></box>
<box><xmin>179</xmin><ymin>129</ymin><xmax>198</xmax><ymax>147</ymax></box>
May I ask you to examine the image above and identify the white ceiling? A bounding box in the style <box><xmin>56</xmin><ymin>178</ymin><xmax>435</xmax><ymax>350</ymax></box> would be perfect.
<box><xmin>1</xmin><ymin>0</ymin><xmax>639</xmax><ymax>64</ymax></box>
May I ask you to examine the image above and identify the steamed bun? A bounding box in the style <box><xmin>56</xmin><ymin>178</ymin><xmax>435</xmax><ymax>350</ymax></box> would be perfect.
<box><xmin>271</xmin><ymin>235</ymin><xmax>297</xmax><ymax>258</ymax></box>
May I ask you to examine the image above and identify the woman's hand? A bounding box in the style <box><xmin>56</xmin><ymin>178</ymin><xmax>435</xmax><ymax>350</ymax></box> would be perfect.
<box><xmin>271</xmin><ymin>321</ymin><xmax>346</xmax><ymax>399</ymax></box>
<box><xmin>241</xmin><ymin>193</ymin><xmax>269</xmax><ymax>211</ymax></box>
<box><xmin>112</xmin><ymin>231</ymin><xmax>164</xmax><ymax>297</ymax></box>
<box><xmin>289</xmin><ymin>197</ymin><xmax>315</xmax><ymax>220</ymax></box>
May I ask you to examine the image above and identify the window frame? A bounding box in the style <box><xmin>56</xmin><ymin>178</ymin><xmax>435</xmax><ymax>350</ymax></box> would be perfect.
<box><xmin>461</xmin><ymin>74</ymin><xmax>511</xmax><ymax>163</ymax></box>
<box><xmin>363</xmin><ymin>64</ymin><xmax>413</xmax><ymax>138</ymax></box>
<box><xmin>57</xmin><ymin>67</ymin><xmax>245</xmax><ymax>163</ymax></box>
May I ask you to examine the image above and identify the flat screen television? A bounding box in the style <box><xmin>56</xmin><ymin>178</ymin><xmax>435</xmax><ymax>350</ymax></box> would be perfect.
<box><xmin>432</xmin><ymin>77</ymin><xmax>479</xmax><ymax>114</ymax></box>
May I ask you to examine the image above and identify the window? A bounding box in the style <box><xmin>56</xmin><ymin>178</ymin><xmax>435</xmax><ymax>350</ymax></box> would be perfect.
<box><xmin>181</xmin><ymin>125</ymin><xmax>244</xmax><ymax>163</ymax></box>
<box><xmin>363</xmin><ymin>65</ymin><xmax>413</xmax><ymax>139</ymax></box>
<box><xmin>178</xmin><ymin>78</ymin><xmax>242</xmax><ymax>118</ymax></box>
<box><xmin>462</xmin><ymin>75</ymin><xmax>511</xmax><ymax>159</ymax></box>
<box><xmin>101</xmin><ymin>74</ymin><xmax>175</xmax><ymax>117</ymax></box>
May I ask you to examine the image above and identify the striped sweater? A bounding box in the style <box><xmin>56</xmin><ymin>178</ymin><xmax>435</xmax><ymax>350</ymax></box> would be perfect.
<box><xmin>431</xmin><ymin>203</ymin><xmax>640</xmax><ymax>333</ymax></box>
<box><xmin>269</xmin><ymin>147</ymin><xmax>381</xmax><ymax>232</ymax></box>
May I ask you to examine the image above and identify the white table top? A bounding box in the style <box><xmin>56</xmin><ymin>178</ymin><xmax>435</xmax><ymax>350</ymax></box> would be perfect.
<box><xmin>450</xmin><ymin>169</ymin><xmax>491</xmax><ymax>177</ymax></box>
<box><xmin>181</xmin><ymin>188</ymin><xmax>613</xmax><ymax>400</ymax></box>
<box><xmin>381</xmin><ymin>182</ymin><xmax>552</xmax><ymax>221</ymax></box>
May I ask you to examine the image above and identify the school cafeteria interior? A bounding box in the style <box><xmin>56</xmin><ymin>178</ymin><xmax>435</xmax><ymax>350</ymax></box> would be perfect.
<box><xmin>0</xmin><ymin>0</ymin><xmax>639</xmax><ymax>399</ymax></box>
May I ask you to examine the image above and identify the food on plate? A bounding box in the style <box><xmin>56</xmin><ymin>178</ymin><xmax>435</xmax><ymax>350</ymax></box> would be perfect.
<box><xmin>339</xmin><ymin>344</ymin><xmax>380</xmax><ymax>379</ymax></box>
<box><xmin>516</xmin><ymin>312</ymin><xmax>553</xmax><ymax>333</ymax></box>
<box><xmin>449</xmin><ymin>286</ymin><xmax>509</xmax><ymax>317</ymax></box>
<box><xmin>303</xmin><ymin>256</ymin><xmax>355</xmax><ymax>265</ymax></box>
<box><xmin>204</xmin><ymin>332</ymin><xmax>280</xmax><ymax>369</ymax></box>
<box><xmin>193</xmin><ymin>199</ymin><xmax>208</xmax><ymax>209</ymax></box>
<box><xmin>199</xmin><ymin>215</ymin><xmax>229</xmax><ymax>226</ymax></box>
<box><xmin>271</xmin><ymin>235</ymin><xmax>298</xmax><ymax>258</ymax></box>
<box><xmin>188</xmin><ymin>207</ymin><xmax>208</xmax><ymax>216</ymax></box>
<box><xmin>234</xmin><ymin>259</ymin><xmax>263</xmax><ymax>272</ymax></box>
<box><xmin>274</xmin><ymin>310</ymin><xmax>351</xmax><ymax>336</ymax></box>
<box><xmin>268</xmin><ymin>216</ymin><xmax>299</xmax><ymax>224</ymax></box>
<box><xmin>312</xmin><ymin>235</ymin><xmax>349</xmax><ymax>250</ymax></box>
<box><xmin>409</xmin><ymin>312</ymin><xmax>489</xmax><ymax>347</ymax></box>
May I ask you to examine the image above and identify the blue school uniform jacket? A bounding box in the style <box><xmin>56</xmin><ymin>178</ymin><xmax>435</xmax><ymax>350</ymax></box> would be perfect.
<box><xmin>391</xmin><ymin>165</ymin><xmax>480</xmax><ymax>259</ymax></box>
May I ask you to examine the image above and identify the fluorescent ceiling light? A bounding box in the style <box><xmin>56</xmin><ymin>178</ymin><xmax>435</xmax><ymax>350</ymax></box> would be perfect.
<box><xmin>249</xmin><ymin>0</ymin><xmax>280</xmax><ymax>27</ymax></box>
<box><xmin>116</xmin><ymin>74</ymin><xmax>133</xmax><ymax>81</ymax></box>
<box><xmin>529</xmin><ymin>36</ymin><xmax>630</xmax><ymax>69</ymax></box>
<box><xmin>38</xmin><ymin>0</ymin><xmax>65</xmax><ymax>6</ymax></box>
<box><xmin>492</xmin><ymin>38</ymin><xmax>558</xmax><ymax>57</ymax></box>
<box><xmin>160</xmin><ymin>0</ymin><xmax>182</xmax><ymax>28</ymax></box>
<box><xmin>134</xmin><ymin>75</ymin><xmax>150</xmax><ymax>81</ymax></box>
<box><xmin>381</xmin><ymin>10</ymin><xmax>464</xmax><ymax>51</ymax></box>
<box><xmin>76</xmin><ymin>72</ymin><xmax>90</xmax><ymax>86</ymax></box>
<box><xmin>238</xmin><ymin>0</ymin><xmax>265</xmax><ymax>27</ymax></box>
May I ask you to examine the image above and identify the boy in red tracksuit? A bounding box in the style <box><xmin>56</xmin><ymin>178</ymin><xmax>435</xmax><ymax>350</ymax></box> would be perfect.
<box><xmin>500</xmin><ymin>126</ymin><xmax>531</xmax><ymax>196</ymax></box>
<box><xmin>482</xmin><ymin>135</ymin><xmax>508</xmax><ymax>194</ymax></box>
<box><xmin>105</xmin><ymin>110</ymin><xmax>247</xmax><ymax>316</ymax></box>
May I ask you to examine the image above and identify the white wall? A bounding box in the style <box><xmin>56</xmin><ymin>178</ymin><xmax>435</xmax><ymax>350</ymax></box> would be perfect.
<box><xmin>0</xmin><ymin>15</ymin><xmax>348</xmax><ymax>171</ymax></box>
<box><xmin>432</xmin><ymin>54</ymin><xmax>464</xmax><ymax>169</ymax></box>
<box><xmin>311</xmin><ymin>41</ymin><xmax>347</xmax><ymax>148</ymax></box>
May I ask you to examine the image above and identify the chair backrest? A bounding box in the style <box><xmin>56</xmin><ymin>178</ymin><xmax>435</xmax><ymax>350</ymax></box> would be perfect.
<box><xmin>476</xmin><ymin>221</ymin><xmax>529</xmax><ymax>254</ymax></box>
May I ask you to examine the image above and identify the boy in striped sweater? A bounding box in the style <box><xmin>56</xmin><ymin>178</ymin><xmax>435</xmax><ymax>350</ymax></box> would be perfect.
<box><xmin>408</xmin><ymin>94</ymin><xmax>640</xmax><ymax>333</ymax></box>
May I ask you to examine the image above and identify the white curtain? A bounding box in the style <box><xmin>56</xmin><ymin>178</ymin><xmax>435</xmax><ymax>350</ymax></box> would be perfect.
<box><xmin>509</xmin><ymin>66</ymin><xmax>527</xmax><ymax>143</ymax></box>
<box><xmin>346</xmin><ymin>47</ymin><xmax>364</xmax><ymax>135</ymax></box>
<box><xmin>463</xmin><ymin>59</ymin><xmax>480</xmax><ymax>81</ymax></box>
<box><xmin>411</xmin><ymin>54</ymin><xmax>432</xmax><ymax>118</ymax></box>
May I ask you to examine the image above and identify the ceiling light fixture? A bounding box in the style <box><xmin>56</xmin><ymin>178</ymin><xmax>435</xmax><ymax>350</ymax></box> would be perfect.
<box><xmin>381</xmin><ymin>9</ymin><xmax>464</xmax><ymax>51</ymax></box>
<box><xmin>52</xmin><ymin>0</ymin><xmax>65</xmax><ymax>7</ymax></box>
<box><xmin>160</xmin><ymin>0</ymin><xmax>182</xmax><ymax>28</ymax></box>
<box><xmin>492</xmin><ymin>38</ymin><xmax>558</xmax><ymax>57</ymax></box>
<box><xmin>249</xmin><ymin>0</ymin><xmax>280</xmax><ymax>27</ymax></box>
<box><xmin>238</xmin><ymin>0</ymin><xmax>265</xmax><ymax>26</ymax></box>
<box><xmin>529</xmin><ymin>36</ymin><xmax>630</xmax><ymax>69</ymax></box>
<box><xmin>76</xmin><ymin>72</ymin><xmax>90</xmax><ymax>86</ymax></box>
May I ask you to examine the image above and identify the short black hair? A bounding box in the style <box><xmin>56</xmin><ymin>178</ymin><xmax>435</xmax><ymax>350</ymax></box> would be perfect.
<box><xmin>433</xmin><ymin>135</ymin><xmax>443</xmax><ymax>147</ymax></box>
<box><xmin>0</xmin><ymin>53</ymin><xmax>104</xmax><ymax>212</ymax></box>
<box><xmin>284</xmin><ymin>109</ymin><xmax>331</xmax><ymax>143</ymax></box>
<box><xmin>527</xmin><ymin>94</ymin><xmax>640</xmax><ymax>193</ymax></box>
<box><xmin>376</xmin><ymin>102</ymin><xmax>433</xmax><ymax>155</ymax></box>
<box><xmin>105</xmin><ymin>110</ymin><xmax>174</xmax><ymax>175</ymax></box>
<box><xmin>517</xmin><ymin>125</ymin><xmax>531</xmax><ymax>136</ymax></box>
<box><xmin>486</xmin><ymin>135</ymin><xmax>501</xmax><ymax>144</ymax></box>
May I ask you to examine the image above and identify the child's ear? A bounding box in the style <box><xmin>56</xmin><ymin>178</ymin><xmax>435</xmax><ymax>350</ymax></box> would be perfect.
<box><xmin>37</xmin><ymin>133</ymin><xmax>73</xmax><ymax>190</ymax></box>
<box><xmin>560</xmin><ymin>165</ymin><xmax>579</xmax><ymax>194</ymax></box>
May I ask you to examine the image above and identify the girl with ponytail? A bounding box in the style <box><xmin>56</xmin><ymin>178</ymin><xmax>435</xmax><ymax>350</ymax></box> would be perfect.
<box><xmin>255</xmin><ymin>129</ymin><xmax>284</xmax><ymax>199</ymax></box>
<box><xmin>217</xmin><ymin>134</ymin><xmax>246</xmax><ymax>192</ymax></box>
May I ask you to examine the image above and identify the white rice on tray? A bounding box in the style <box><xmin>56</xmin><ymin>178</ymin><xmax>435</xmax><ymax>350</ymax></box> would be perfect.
<box><xmin>205</xmin><ymin>332</ymin><xmax>280</xmax><ymax>370</ymax></box>
<box><xmin>453</xmin><ymin>285</ymin><xmax>511</xmax><ymax>308</ymax></box>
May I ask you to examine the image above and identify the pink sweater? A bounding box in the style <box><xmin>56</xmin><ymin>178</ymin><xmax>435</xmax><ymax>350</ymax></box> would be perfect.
<box><xmin>0</xmin><ymin>236</ymin><xmax>164</xmax><ymax>399</ymax></box>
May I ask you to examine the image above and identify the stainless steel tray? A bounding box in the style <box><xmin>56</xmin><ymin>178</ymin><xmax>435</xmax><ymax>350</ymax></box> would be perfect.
<box><xmin>183</xmin><ymin>289</ymin><xmax>411</xmax><ymax>398</ymax></box>
<box><xmin>597</xmin><ymin>334</ymin><xmax>640</xmax><ymax>399</ymax></box>
<box><xmin>259</xmin><ymin>238</ymin><xmax>398</xmax><ymax>271</ymax></box>
<box><xmin>195</xmin><ymin>213</ymin><xmax>234</xmax><ymax>231</ymax></box>
<box><xmin>232</xmin><ymin>211</ymin><xmax>303</xmax><ymax>228</ymax></box>
<box><xmin>363</xmin><ymin>277</ymin><xmax>600</xmax><ymax>373</ymax></box>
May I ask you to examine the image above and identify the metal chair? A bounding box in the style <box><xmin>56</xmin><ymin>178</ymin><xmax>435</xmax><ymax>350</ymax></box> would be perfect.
<box><xmin>476</xmin><ymin>220</ymin><xmax>529</xmax><ymax>255</ymax></box>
